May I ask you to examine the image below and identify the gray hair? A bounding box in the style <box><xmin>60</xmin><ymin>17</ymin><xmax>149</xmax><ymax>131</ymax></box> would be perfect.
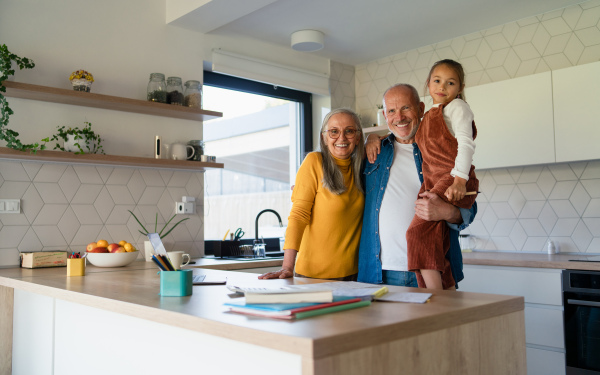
<box><xmin>382</xmin><ymin>83</ymin><xmax>420</xmax><ymax>111</ymax></box>
<box><xmin>318</xmin><ymin>108</ymin><xmax>365</xmax><ymax>195</ymax></box>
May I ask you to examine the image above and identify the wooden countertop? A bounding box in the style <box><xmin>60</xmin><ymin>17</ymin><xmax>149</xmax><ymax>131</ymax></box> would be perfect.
<box><xmin>0</xmin><ymin>261</ymin><xmax>523</xmax><ymax>360</ymax></box>
<box><xmin>462</xmin><ymin>251</ymin><xmax>600</xmax><ymax>271</ymax></box>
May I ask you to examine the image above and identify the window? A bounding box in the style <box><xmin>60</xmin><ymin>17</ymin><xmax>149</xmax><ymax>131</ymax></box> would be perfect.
<box><xmin>202</xmin><ymin>72</ymin><xmax>312</xmax><ymax>241</ymax></box>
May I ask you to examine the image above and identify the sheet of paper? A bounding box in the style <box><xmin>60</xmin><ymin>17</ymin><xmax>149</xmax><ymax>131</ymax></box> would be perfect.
<box><xmin>375</xmin><ymin>292</ymin><xmax>432</xmax><ymax>304</ymax></box>
<box><xmin>331</xmin><ymin>288</ymin><xmax>382</xmax><ymax>297</ymax></box>
<box><xmin>287</xmin><ymin>281</ymin><xmax>380</xmax><ymax>290</ymax></box>
<box><xmin>227</xmin><ymin>281</ymin><xmax>382</xmax><ymax>295</ymax></box>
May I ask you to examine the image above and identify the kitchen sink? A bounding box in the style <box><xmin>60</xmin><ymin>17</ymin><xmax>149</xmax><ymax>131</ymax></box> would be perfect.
<box><xmin>204</xmin><ymin>238</ymin><xmax>283</xmax><ymax>258</ymax></box>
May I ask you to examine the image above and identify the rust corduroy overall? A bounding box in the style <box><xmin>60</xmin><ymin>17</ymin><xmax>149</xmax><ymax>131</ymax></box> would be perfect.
<box><xmin>406</xmin><ymin>103</ymin><xmax>479</xmax><ymax>289</ymax></box>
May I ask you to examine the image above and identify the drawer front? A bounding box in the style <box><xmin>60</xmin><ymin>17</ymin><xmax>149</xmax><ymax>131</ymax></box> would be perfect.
<box><xmin>526</xmin><ymin>347</ymin><xmax>565</xmax><ymax>375</ymax></box>
<box><xmin>525</xmin><ymin>306</ymin><xmax>564</xmax><ymax>349</ymax></box>
<box><xmin>460</xmin><ymin>265</ymin><xmax>562</xmax><ymax>305</ymax></box>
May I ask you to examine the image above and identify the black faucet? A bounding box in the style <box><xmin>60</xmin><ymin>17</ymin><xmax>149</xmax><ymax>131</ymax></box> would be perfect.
<box><xmin>255</xmin><ymin>209</ymin><xmax>283</xmax><ymax>242</ymax></box>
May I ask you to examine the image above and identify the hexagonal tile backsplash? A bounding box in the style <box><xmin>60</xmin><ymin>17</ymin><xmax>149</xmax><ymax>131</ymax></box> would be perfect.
<box><xmin>0</xmin><ymin>160</ymin><xmax>204</xmax><ymax>266</ymax></box>
<box><xmin>462</xmin><ymin>161</ymin><xmax>600</xmax><ymax>253</ymax></box>
<box><xmin>329</xmin><ymin>0</ymin><xmax>600</xmax><ymax>254</ymax></box>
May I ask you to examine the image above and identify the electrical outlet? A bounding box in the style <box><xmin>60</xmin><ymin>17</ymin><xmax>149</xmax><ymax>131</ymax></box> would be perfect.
<box><xmin>0</xmin><ymin>199</ymin><xmax>20</xmax><ymax>214</ymax></box>
<box><xmin>175</xmin><ymin>202</ymin><xmax>194</xmax><ymax>214</ymax></box>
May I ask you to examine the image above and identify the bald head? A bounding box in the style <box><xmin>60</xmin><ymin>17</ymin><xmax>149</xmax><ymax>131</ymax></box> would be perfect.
<box><xmin>382</xmin><ymin>84</ymin><xmax>424</xmax><ymax>144</ymax></box>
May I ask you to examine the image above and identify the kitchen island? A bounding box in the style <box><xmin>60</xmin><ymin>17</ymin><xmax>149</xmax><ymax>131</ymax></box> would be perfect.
<box><xmin>0</xmin><ymin>260</ymin><xmax>525</xmax><ymax>375</ymax></box>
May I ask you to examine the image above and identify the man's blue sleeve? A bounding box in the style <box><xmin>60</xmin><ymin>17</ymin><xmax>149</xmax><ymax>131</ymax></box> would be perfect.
<box><xmin>447</xmin><ymin>202</ymin><xmax>477</xmax><ymax>231</ymax></box>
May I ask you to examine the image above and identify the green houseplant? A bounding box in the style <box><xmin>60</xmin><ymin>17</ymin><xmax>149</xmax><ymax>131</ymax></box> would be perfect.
<box><xmin>0</xmin><ymin>44</ymin><xmax>40</xmax><ymax>152</ymax></box>
<box><xmin>128</xmin><ymin>210</ymin><xmax>189</xmax><ymax>239</ymax></box>
<box><xmin>43</xmin><ymin>121</ymin><xmax>105</xmax><ymax>154</ymax></box>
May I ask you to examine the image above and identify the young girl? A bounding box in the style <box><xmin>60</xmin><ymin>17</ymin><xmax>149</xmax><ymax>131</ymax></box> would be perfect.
<box><xmin>406</xmin><ymin>59</ymin><xmax>479</xmax><ymax>290</ymax></box>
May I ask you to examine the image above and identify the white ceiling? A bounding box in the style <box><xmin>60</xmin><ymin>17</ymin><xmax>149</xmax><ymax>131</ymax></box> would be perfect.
<box><xmin>168</xmin><ymin>0</ymin><xmax>584</xmax><ymax>66</ymax></box>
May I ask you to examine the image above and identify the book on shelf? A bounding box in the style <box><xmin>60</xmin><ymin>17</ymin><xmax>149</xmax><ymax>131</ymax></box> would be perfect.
<box><xmin>225</xmin><ymin>297</ymin><xmax>370</xmax><ymax>320</ymax></box>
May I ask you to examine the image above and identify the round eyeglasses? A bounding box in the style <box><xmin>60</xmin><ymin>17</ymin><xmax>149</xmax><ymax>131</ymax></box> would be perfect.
<box><xmin>323</xmin><ymin>128</ymin><xmax>359</xmax><ymax>139</ymax></box>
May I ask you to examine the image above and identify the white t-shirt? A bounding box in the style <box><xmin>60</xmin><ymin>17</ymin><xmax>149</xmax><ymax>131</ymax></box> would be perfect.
<box><xmin>432</xmin><ymin>99</ymin><xmax>476</xmax><ymax>181</ymax></box>
<box><xmin>378</xmin><ymin>142</ymin><xmax>421</xmax><ymax>271</ymax></box>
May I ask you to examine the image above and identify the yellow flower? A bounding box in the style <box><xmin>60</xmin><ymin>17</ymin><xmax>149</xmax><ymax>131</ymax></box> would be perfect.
<box><xmin>69</xmin><ymin>69</ymin><xmax>94</xmax><ymax>82</ymax></box>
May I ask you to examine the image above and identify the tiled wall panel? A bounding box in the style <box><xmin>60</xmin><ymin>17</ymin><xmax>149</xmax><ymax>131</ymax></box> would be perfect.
<box><xmin>0</xmin><ymin>160</ymin><xmax>205</xmax><ymax>266</ymax></box>
<box><xmin>337</xmin><ymin>0</ymin><xmax>600</xmax><ymax>254</ymax></box>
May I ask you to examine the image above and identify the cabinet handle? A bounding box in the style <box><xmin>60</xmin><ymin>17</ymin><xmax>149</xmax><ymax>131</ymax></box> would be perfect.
<box><xmin>567</xmin><ymin>299</ymin><xmax>600</xmax><ymax>307</ymax></box>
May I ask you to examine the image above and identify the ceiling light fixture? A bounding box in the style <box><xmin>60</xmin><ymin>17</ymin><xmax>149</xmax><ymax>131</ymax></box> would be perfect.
<box><xmin>291</xmin><ymin>30</ymin><xmax>324</xmax><ymax>52</ymax></box>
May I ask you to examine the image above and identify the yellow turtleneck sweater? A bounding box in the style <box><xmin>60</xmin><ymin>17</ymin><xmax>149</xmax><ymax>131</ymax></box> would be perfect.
<box><xmin>284</xmin><ymin>152</ymin><xmax>364</xmax><ymax>278</ymax></box>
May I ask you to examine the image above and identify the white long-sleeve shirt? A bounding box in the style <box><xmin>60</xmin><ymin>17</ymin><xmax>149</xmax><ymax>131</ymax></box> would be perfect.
<box><xmin>432</xmin><ymin>99</ymin><xmax>476</xmax><ymax>180</ymax></box>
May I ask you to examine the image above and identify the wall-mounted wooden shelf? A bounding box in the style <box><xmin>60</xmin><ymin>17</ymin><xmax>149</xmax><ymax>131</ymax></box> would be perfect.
<box><xmin>0</xmin><ymin>147</ymin><xmax>224</xmax><ymax>171</ymax></box>
<box><xmin>3</xmin><ymin>81</ymin><xmax>223</xmax><ymax>122</ymax></box>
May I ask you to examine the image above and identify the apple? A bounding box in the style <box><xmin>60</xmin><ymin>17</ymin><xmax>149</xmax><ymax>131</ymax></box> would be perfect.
<box><xmin>107</xmin><ymin>243</ymin><xmax>120</xmax><ymax>252</ymax></box>
<box><xmin>113</xmin><ymin>247</ymin><xmax>126</xmax><ymax>253</ymax></box>
<box><xmin>89</xmin><ymin>247</ymin><xmax>109</xmax><ymax>253</ymax></box>
<box><xmin>86</xmin><ymin>242</ymin><xmax>97</xmax><ymax>252</ymax></box>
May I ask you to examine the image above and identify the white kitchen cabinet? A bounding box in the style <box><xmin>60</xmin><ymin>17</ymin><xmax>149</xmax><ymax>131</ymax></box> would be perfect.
<box><xmin>526</xmin><ymin>347</ymin><xmax>566</xmax><ymax>375</ymax></box>
<box><xmin>552</xmin><ymin>60</ymin><xmax>600</xmax><ymax>163</ymax></box>
<box><xmin>460</xmin><ymin>265</ymin><xmax>565</xmax><ymax>375</ymax></box>
<box><xmin>466</xmin><ymin>71</ymin><xmax>555</xmax><ymax>169</ymax></box>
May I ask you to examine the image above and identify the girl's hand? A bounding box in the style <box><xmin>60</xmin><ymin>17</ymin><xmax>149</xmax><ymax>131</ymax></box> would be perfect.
<box><xmin>365</xmin><ymin>133</ymin><xmax>383</xmax><ymax>163</ymax></box>
<box><xmin>444</xmin><ymin>177</ymin><xmax>467</xmax><ymax>202</ymax></box>
<box><xmin>258</xmin><ymin>268</ymin><xmax>294</xmax><ymax>279</ymax></box>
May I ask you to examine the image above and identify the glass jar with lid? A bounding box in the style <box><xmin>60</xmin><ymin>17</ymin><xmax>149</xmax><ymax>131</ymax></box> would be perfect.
<box><xmin>166</xmin><ymin>76</ymin><xmax>184</xmax><ymax>105</ymax></box>
<box><xmin>187</xmin><ymin>140</ymin><xmax>204</xmax><ymax>161</ymax></box>
<box><xmin>147</xmin><ymin>73</ymin><xmax>167</xmax><ymax>103</ymax></box>
<box><xmin>184</xmin><ymin>80</ymin><xmax>202</xmax><ymax>108</ymax></box>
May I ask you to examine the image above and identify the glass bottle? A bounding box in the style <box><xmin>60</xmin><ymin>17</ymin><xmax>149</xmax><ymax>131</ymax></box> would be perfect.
<box><xmin>184</xmin><ymin>80</ymin><xmax>202</xmax><ymax>108</ymax></box>
<box><xmin>166</xmin><ymin>76</ymin><xmax>184</xmax><ymax>105</ymax></box>
<box><xmin>147</xmin><ymin>73</ymin><xmax>167</xmax><ymax>103</ymax></box>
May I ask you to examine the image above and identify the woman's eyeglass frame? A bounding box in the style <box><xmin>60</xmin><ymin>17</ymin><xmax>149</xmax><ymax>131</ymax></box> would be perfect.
<box><xmin>323</xmin><ymin>128</ymin><xmax>359</xmax><ymax>139</ymax></box>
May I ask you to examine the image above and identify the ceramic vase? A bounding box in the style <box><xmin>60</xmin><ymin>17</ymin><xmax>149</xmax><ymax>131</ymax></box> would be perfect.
<box><xmin>377</xmin><ymin>108</ymin><xmax>386</xmax><ymax>127</ymax></box>
<box><xmin>144</xmin><ymin>241</ymin><xmax>154</xmax><ymax>262</ymax></box>
<box><xmin>63</xmin><ymin>134</ymin><xmax>79</xmax><ymax>153</ymax></box>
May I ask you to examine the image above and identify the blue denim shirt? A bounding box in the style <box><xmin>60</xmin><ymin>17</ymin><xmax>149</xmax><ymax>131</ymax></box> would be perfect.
<box><xmin>357</xmin><ymin>133</ymin><xmax>477</xmax><ymax>286</ymax></box>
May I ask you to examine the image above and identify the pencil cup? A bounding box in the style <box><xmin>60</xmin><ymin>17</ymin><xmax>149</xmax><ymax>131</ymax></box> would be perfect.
<box><xmin>159</xmin><ymin>269</ymin><xmax>193</xmax><ymax>297</ymax></box>
<box><xmin>67</xmin><ymin>258</ymin><xmax>86</xmax><ymax>276</ymax></box>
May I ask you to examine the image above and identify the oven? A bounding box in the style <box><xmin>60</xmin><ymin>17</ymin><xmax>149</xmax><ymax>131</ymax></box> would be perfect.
<box><xmin>563</xmin><ymin>270</ymin><xmax>600</xmax><ymax>374</ymax></box>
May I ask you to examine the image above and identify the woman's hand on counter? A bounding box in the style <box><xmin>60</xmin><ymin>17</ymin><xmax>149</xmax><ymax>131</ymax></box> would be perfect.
<box><xmin>258</xmin><ymin>248</ymin><xmax>297</xmax><ymax>279</ymax></box>
<box><xmin>258</xmin><ymin>268</ymin><xmax>293</xmax><ymax>279</ymax></box>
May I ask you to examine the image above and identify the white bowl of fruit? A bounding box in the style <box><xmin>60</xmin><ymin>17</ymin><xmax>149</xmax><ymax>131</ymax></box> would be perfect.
<box><xmin>85</xmin><ymin>240</ymin><xmax>139</xmax><ymax>267</ymax></box>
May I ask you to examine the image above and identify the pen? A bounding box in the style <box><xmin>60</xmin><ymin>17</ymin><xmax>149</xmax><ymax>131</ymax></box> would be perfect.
<box><xmin>152</xmin><ymin>255</ymin><xmax>168</xmax><ymax>270</ymax></box>
<box><xmin>151</xmin><ymin>255</ymin><xmax>167</xmax><ymax>271</ymax></box>
<box><xmin>465</xmin><ymin>191</ymin><xmax>481</xmax><ymax>196</ymax></box>
<box><xmin>222</xmin><ymin>229</ymin><xmax>230</xmax><ymax>241</ymax></box>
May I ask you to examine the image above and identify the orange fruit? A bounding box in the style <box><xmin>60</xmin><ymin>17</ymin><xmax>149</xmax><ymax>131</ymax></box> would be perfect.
<box><xmin>96</xmin><ymin>239</ymin><xmax>109</xmax><ymax>248</ymax></box>
<box><xmin>118</xmin><ymin>240</ymin><xmax>126</xmax><ymax>246</ymax></box>
<box><xmin>124</xmin><ymin>243</ymin><xmax>134</xmax><ymax>252</ymax></box>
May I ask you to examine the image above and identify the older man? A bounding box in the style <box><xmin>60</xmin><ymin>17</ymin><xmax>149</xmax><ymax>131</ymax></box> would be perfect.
<box><xmin>357</xmin><ymin>84</ymin><xmax>476</xmax><ymax>288</ymax></box>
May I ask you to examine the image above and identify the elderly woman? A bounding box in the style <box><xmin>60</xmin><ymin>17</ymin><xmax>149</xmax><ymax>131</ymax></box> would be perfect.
<box><xmin>259</xmin><ymin>108</ymin><xmax>365</xmax><ymax>280</ymax></box>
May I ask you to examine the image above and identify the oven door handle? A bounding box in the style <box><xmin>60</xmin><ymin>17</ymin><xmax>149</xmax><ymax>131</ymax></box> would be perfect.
<box><xmin>567</xmin><ymin>299</ymin><xmax>600</xmax><ymax>307</ymax></box>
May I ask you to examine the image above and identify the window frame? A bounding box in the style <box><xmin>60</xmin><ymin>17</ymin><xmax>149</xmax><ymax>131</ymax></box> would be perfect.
<box><xmin>203</xmin><ymin>71</ymin><xmax>313</xmax><ymax>154</ymax></box>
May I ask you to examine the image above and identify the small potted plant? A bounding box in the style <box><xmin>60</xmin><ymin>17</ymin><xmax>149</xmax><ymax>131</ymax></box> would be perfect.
<box><xmin>128</xmin><ymin>210</ymin><xmax>190</xmax><ymax>261</ymax></box>
<box><xmin>69</xmin><ymin>69</ymin><xmax>94</xmax><ymax>92</ymax></box>
<box><xmin>43</xmin><ymin>121</ymin><xmax>105</xmax><ymax>154</ymax></box>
